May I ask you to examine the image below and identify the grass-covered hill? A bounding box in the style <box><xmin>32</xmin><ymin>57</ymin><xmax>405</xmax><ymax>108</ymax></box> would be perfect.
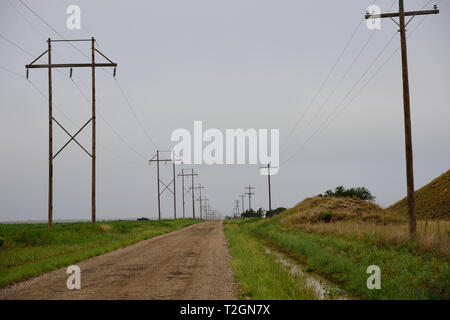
<box><xmin>279</xmin><ymin>196</ymin><xmax>397</xmax><ymax>225</ymax></box>
<box><xmin>389</xmin><ymin>169</ymin><xmax>450</xmax><ymax>219</ymax></box>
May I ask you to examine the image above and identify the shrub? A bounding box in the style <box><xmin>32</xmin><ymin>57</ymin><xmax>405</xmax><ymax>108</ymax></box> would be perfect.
<box><xmin>0</xmin><ymin>237</ymin><xmax>4</xmax><ymax>247</ymax></box>
<box><xmin>266</xmin><ymin>207</ymin><xmax>287</xmax><ymax>218</ymax></box>
<box><xmin>324</xmin><ymin>186</ymin><xmax>375</xmax><ymax>201</ymax></box>
<box><xmin>318</xmin><ymin>212</ymin><xmax>334</xmax><ymax>223</ymax></box>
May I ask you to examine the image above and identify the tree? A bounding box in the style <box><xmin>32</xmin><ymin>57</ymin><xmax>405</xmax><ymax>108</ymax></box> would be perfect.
<box><xmin>266</xmin><ymin>207</ymin><xmax>287</xmax><ymax>218</ymax></box>
<box><xmin>241</xmin><ymin>208</ymin><xmax>264</xmax><ymax>218</ymax></box>
<box><xmin>321</xmin><ymin>186</ymin><xmax>375</xmax><ymax>201</ymax></box>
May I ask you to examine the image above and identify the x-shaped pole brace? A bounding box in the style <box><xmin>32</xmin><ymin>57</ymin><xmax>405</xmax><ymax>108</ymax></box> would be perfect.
<box><xmin>53</xmin><ymin>117</ymin><xmax>93</xmax><ymax>159</ymax></box>
<box><xmin>159</xmin><ymin>179</ymin><xmax>175</xmax><ymax>196</ymax></box>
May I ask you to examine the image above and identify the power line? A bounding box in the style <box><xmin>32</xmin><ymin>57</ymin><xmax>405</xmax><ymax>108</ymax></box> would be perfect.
<box><xmin>17</xmin><ymin>0</ymin><xmax>90</xmax><ymax>61</ymax></box>
<box><xmin>282</xmin><ymin>31</ymin><xmax>398</xmax><ymax>165</ymax></box>
<box><xmin>114</xmin><ymin>78</ymin><xmax>158</xmax><ymax>149</ymax></box>
<box><xmin>0</xmin><ymin>29</ymin><xmax>149</xmax><ymax>163</ymax></box>
<box><xmin>282</xmin><ymin>0</ymin><xmax>440</xmax><ymax>165</ymax></box>
<box><xmin>281</xmin><ymin>0</ymin><xmax>389</xmax><ymax>150</ymax></box>
<box><xmin>4</xmin><ymin>3</ymin><xmax>154</xmax><ymax>163</ymax></box>
<box><xmin>0</xmin><ymin>64</ymin><xmax>26</xmax><ymax>80</ymax></box>
<box><xmin>16</xmin><ymin>0</ymin><xmax>158</xmax><ymax>152</ymax></box>
<box><xmin>281</xmin><ymin>18</ymin><xmax>365</xmax><ymax>150</ymax></box>
<box><xmin>69</xmin><ymin>76</ymin><xmax>149</xmax><ymax>160</ymax></box>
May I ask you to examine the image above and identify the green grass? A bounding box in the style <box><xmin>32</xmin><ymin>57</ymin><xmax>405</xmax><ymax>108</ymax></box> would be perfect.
<box><xmin>225</xmin><ymin>216</ymin><xmax>449</xmax><ymax>300</ymax></box>
<box><xmin>224</xmin><ymin>219</ymin><xmax>318</xmax><ymax>300</ymax></box>
<box><xmin>0</xmin><ymin>219</ymin><xmax>201</xmax><ymax>288</ymax></box>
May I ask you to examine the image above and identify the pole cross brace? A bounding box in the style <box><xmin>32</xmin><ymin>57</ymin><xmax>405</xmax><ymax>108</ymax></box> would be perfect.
<box><xmin>53</xmin><ymin>117</ymin><xmax>93</xmax><ymax>159</ymax></box>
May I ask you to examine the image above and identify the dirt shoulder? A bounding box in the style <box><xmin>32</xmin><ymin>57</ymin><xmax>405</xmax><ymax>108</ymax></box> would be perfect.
<box><xmin>0</xmin><ymin>220</ymin><xmax>237</xmax><ymax>300</ymax></box>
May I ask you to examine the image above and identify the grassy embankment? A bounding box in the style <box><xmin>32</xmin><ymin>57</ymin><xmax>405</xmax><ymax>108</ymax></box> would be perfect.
<box><xmin>224</xmin><ymin>196</ymin><xmax>449</xmax><ymax>300</ymax></box>
<box><xmin>224</xmin><ymin>218</ymin><xmax>318</xmax><ymax>300</ymax></box>
<box><xmin>0</xmin><ymin>219</ymin><xmax>200</xmax><ymax>288</ymax></box>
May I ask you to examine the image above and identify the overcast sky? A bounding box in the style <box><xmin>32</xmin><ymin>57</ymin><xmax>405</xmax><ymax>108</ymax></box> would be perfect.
<box><xmin>1</xmin><ymin>0</ymin><xmax>449</xmax><ymax>221</ymax></box>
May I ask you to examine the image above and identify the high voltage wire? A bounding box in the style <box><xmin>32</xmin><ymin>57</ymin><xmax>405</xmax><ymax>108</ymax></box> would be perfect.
<box><xmin>282</xmin><ymin>0</ymin><xmax>397</xmax><ymax>151</ymax></box>
<box><xmin>281</xmin><ymin>18</ymin><xmax>365</xmax><ymax>150</ymax></box>
<box><xmin>69</xmin><ymin>77</ymin><xmax>149</xmax><ymax>160</ymax></box>
<box><xmin>282</xmin><ymin>31</ymin><xmax>398</xmax><ymax>165</ymax></box>
<box><xmin>0</xmin><ymin>64</ymin><xmax>26</xmax><ymax>80</ymax></box>
<box><xmin>282</xmin><ymin>0</ymin><xmax>441</xmax><ymax>165</ymax></box>
<box><xmin>281</xmin><ymin>0</ymin><xmax>389</xmax><ymax>151</ymax></box>
<box><xmin>113</xmin><ymin>78</ymin><xmax>158</xmax><ymax>149</ymax></box>
<box><xmin>6</xmin><ymin>0</ymin><xmax>158</xmax><ymax>162</ymax></box>
<box><xmin>0</xmin><ymin>30</ymin><xmax>149</xmax><ymax>164</ymax></box>
<box><xmin>16</xmin><ymin>0</ymin><xmax>159</xmax><ymax>150</ymax></box>
<box><xmin>26</xmin><ymin>78</ymin><xmax>147</xmax><ymax>168</ymax></box>
<box><xmin>17</xmin><ymin>0</ymin><xmax>90</xmax><ymax>61</ymax></box>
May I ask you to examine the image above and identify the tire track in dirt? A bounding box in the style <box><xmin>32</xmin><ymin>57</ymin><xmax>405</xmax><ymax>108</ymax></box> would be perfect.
<box><xmin>0</xmin><ymin>221</ymin><xmax>237</xmax><ymax>300</ymax></box>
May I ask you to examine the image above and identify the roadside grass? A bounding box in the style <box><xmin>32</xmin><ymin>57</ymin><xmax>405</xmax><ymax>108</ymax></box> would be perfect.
<box><xmin>224</xmin><ymin>219</ymin><xmax>318</xmax><ymax>300</ymax></box>
<box><xmin>0</xmin><ymin>219</ymin><xmax>201</xmax><ymax>288</ymax></box>
<box><xmin>296</xmin><ymin>220</ymin><xmax>449</xmax><ymax>257</ymax></box>
<box><xmin>249</xmin><ymin>216</ymin><xmax>449</xmax><ymax>300</ymax></box>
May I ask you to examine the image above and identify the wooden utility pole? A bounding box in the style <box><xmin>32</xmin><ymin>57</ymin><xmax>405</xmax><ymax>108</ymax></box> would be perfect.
<box><xmin>245</xmin><ymin>185</ymin><xmax>255</xmax><ymax>211</ymax></box>
<box><xmin>235</xmin><ymin>200</ymin><xmax>240</xmax><ymax>218</ymax></box>
<box><xmin>240</xmin><ymin>194</ymin><xmax>245</xmax><ymax>215</ymax></box>
<box><xmin>178</xmin><ymin>169</ymin><xmax>198</xmax><ymax>218</ymax></box>
<box><xmin>192</xmin><ymin>183</ymin><xmax>205</xmax><ymax>219</ymax></box>
<box><xmin>261</xmin><ymin>164</ymin><xmax>277</xmax><ymax>216</ymax></box>
<box><xmin>47</xmin><ymin>38</ymin><xmax>53</xmax><ymax>228</ymax></box>
<box><xmin>149</xmin><ymin>150</ymin><xmax>181</xmax><ymax>220</ymax></box>
<box><xmin>365</xmin><ymin>2</ymin><xmax>439</xmax><ymax>237</ymax></box>
<box><xmin>26</xmin><ymin>37</ymin><xmax>117</xmax><ymax>228</ymax></box>
<box><xmin>91</xmin><ymin>37</ymin><xmax>96</xmax><ymax>224</ymax></box>
<box><xmin>180</xmin><ymin>169</ymin><xmax>186</xmax><ymax>218</ymax></box>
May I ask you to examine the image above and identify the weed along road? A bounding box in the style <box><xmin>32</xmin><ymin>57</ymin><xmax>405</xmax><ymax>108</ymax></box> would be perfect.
<box><xmin>0</xmin><ymin>221</ymin><xmax>237</xmax><ymax>300</ymax></box>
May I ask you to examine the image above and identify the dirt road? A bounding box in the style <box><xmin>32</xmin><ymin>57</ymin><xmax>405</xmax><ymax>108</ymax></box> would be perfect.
<box><xmin>0</xmin><ymin>221</ymin><xmax>237</xmax><ymax>300</ymax></box>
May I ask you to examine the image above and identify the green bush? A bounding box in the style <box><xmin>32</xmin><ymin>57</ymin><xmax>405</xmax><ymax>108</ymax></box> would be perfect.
<box><xmin>0</xmin><ymin>237</ymin><xmax>4</xmax><ymax>247</ymax></box>
<box><xmin>318</xmin><ymin>212</ymin><xmax>334</xmax><ymax>223</ymax></box>
<box><xmin>322</xmin><ymin>186</ymin><xmax>375</xmax><ymax>201</ymax></box>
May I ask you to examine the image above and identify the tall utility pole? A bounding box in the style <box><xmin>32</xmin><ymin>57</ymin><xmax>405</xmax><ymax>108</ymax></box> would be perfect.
<box><xmin>149</xmin><ymin>150</ymin><xmax>181</xmax><ymax>220</ymax></box>
<box><xmin>365</xmin><ymin>2</ymin><xmax>439</xmax><ymax>237</ymax></box>
<box><xmin>261</xmin><ymin>164</ymin><xmax>277</xmax><ymax>216</ymax></box>
<box><xmin>235</xmin><ymin>200</ymin><xmax>240</xmax><ymax>218</ymax></box>
<box><xmin>245</xmin><ymin>185</ymin><xmax>255</xmax><ymax>211</ymax></box>
<box><xmin>192</xmin><ymin>184</ymin><xmax>205</xmax><ymax>219</ymax></box>
<box><xmin>26</xmin><ymin>37</ymin><xmax>117</xmax><ymax>228</ymax></box>
<box><xmin>240</xmin><ymin>194</ymin><xmax>245</xmax><ymax>215</ymax></box>
<box><xmin>179</xmin><ymin>169</ymin><xmax>185</xmax><ymax>218</ymax></box>
<box><xmin>178</xmin><ymin>169</ymin><xmax>198</xmax><ymax>218</ymax></box>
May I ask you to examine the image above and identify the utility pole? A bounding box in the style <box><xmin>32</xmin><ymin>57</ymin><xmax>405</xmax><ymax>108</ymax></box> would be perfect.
<box><xmin>235</xmin><ymin>200</ymin><xmax>240</xmax><ymax>218</ymax></box>
<box><xmin>178</xmin><ymin>169</ymin><xmax>198</xmax><ymax>218</ymax></box>
<box><xmin>149</xmin><ymin>150</ymin><xmax>181</xmax><ymax>220</ymax></box>
<box><xmin>240</xmin><ymin>194</ymin><xmax>245</xmax><ymax>215</ymax></box>
<box><xmin>245</xmin><ymin>185</ymin><xmax>255</xmax><ymax>211</ymax></box>
<box><xmin>192</xmin><ymin>184</ymin><xmax>205</xmax><ymax>219</ymax></box>
<box><xmin>179</xmin><ymin>169</ymin><xmax>185</xmax><ymax>218</ymax></box>
<box><xmin>365</xmin><ymin>2</ymin><xmax>439</xmax><ymax>237</ymax></box>
<box><xmin>26</xmin><ymin>37</ymin><xmax>117</xmax><ymax>228</ymax></box>
<box><xmin>261</xmin><ymin>164</ymin><xmax>277</xmax><ymax>216</ymax></box>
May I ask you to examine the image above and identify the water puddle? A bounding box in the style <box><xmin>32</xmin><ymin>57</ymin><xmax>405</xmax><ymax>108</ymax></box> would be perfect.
<box><xmin>264</xmin><ymin>247</ymin><xmax>348</xmax><ymax>300</ymax></box>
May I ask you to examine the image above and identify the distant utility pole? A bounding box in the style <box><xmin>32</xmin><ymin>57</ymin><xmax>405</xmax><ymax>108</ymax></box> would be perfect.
<box><xmin>365</xmin><ymin>1</ymin><xmax>439</xmax><ymax>237</ymax></box>
<box><xmin>178</xmin><ymin>169</ymin><xmax>198</xmax><ymax>219</ymax></box>
<box><xmin>192</xmin><ymin>184</ymin><xmax>205</xmax><ymax>219</ymax></box>
<box><xmin>245</xmin><ymin>185</ymin><xmax>255</xmax><ymax>211</ymax></box>
<box><xmin>235</xmin><ymin>200</ymin><xmax>240</xmax><ymax>218</ymax></box>
<box><xmin>149</xmin><ymin>150</ymin><xmax>181</xmax><ymax>220</ymax></box>
<box><xmin>26</xmin><ymin>37</ymin><xmax>117</xmax><ymax>228</ymax></box>
<box><xmin>261</xmin><ymin>164</ymin><xmax>277</xmax><ymax>216</ymax></box>
<box><xmin>240</xmin><ymin>194</ymin><xmax>245</xmax><ymax>215</ymax></box>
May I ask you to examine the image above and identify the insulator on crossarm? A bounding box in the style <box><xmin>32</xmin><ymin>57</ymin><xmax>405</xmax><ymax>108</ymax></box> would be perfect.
<box><xmin>70</xmin><ymin>67</ymin><xmax>73</xmax><ymax>78</ymax></box>
<box><xmin>113</xmin><ymin>67</ymin><xmax>116</xmax><ymax>78</ymax></box>
<box><xmin>26</xmin><ymin>69</ymin><xmax>29</xmax><ymax>80</ymax></box>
